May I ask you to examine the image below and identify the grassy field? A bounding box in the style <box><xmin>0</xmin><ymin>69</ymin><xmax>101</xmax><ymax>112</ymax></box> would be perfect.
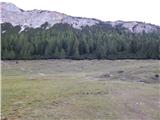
<box><xmin>1</xmin><ymin>60</ymin><xmax>160</xmax><ymax>120</ymax></box>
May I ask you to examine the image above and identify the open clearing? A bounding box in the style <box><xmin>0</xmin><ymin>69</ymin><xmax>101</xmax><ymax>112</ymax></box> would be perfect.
<box><xmin>1</xmin><ymin>60</ymin><xmax>160</xmax><ymax>120</ymax></box>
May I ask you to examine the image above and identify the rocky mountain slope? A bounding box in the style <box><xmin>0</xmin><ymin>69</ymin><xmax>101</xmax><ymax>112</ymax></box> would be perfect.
<box><xmin>0</xmin><ymin>2</ymin><xmax>99</xmax><ymax>30</ymax></box>
<box><xmin>1</xmin><ymin>2</ymin><xmax>160</xmax><ymax>33</ymax></box>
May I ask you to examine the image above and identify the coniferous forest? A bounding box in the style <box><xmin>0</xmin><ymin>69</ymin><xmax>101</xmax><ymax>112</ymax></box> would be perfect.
<box><xmin>1</xmin><ymin>22</ymin><xmax>160</xmax><ymax>60</ymax></box>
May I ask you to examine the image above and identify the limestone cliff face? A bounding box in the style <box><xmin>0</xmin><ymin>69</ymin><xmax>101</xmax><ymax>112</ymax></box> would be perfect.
<box><xmin>109</xmin><ymin>21</ymin><xmax>159</xmax><ymax>33</ymax></box>
<box><xmin>1</xmin><ymin>2</ymin><xmax>159</xmax><ymax>33</ymax></box>
<box><xmin>0</xmin><ymin>2</ymin><xmax>99</xmax><ymax>30</ymax></box>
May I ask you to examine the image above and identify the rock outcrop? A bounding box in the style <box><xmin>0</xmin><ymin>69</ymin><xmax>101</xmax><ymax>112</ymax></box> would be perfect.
<box><xmin>1</xmin><ymin>2</ymin><xmax>159</xmax><ymax>33</ymax></box>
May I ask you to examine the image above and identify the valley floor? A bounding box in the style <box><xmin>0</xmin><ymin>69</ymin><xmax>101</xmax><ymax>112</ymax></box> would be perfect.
<box><xmin>1</xmin><ymin>60</ymin><xmax>160</xmax><ymax>120</ymax></box>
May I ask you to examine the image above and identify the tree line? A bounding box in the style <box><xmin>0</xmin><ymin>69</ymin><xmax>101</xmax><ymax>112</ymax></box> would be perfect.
<box><xmin>1</xmin><ymin>22</ymin><xmax>160</xmax><ymax>60</ymax></box>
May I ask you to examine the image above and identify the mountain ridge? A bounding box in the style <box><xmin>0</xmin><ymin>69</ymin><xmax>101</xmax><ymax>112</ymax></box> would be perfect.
<box><xmin>1</xmin><ymin>2</ymin><xmax>160</xmax><ymax>33</ymax></box>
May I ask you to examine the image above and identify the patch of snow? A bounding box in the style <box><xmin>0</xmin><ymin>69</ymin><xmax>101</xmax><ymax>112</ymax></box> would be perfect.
<box><xmin>19</xmin><ymin>26</ymin><xmax>26</xmax><ymax>33</ymax></box>
<box><xmin>38</xmin><ymin>73</ymin><xmax>46</xmax><ymax>76</ymax></box>
<box><xmin>2</xmin><ymin>30</ymin><xmax>6</xmax><ymax>33</ymax></box>
<box><xmin>20</xmin><ymin>67</ymin><xmax>25</xmax><ymax>71</ymax></box>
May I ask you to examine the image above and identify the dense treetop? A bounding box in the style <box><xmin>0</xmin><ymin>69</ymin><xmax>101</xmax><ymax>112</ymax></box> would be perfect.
<box><xmin>1</xmin><ymin>22</ymin><xmax>160</xmax><ymax>60</ymax></box>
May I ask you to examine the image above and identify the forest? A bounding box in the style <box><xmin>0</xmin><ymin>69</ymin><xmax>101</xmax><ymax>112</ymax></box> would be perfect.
<box><xmin>1</xmin><ymin>22</ymin><xmax>160</xmax><ymax>60</ymax></box>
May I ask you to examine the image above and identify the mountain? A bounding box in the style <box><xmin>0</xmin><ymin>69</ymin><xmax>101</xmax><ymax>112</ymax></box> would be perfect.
<box><xmin>1</xmin><ymin>2</ymin><xmax>160</xmax><ymax>33</ymax></box>
<box><xmin>1</xmin><ymin>2</ymin><xmax>99</xmax><ymax>30</ymax></box>
<box><xmin>1</xmin><ymin>2</ymin><xmax>160</xmax><ymax>60</ymax></box>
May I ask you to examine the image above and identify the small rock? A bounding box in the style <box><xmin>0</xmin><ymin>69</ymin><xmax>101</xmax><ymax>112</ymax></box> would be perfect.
<box><xmin>101</xmin><ymin>73</ymin><xmax>112</xmax><ymax>78</ymax></box>
<box><xmin>155</xmin><ymin>74</ymin><xmax>159</xmax><ymax>78</ymax></box>
<box><xmin>151</xmin><ymin>74</ymin><xmax>159</xmax><ymax>81</ymax></box>
<box><xmin>117</xmin><ymin>70</ymin><xmax>124</xmax><ymax>73</ymax></box>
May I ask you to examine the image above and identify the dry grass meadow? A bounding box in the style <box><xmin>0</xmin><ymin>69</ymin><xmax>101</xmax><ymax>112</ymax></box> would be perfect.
<box><xmin>1</xmin><ymin>60</ymin><xmax>160</xmax><ymax>120</ymax></box>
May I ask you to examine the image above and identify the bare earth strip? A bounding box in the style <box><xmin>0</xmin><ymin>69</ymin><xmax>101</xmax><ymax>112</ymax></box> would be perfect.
<box><xmin>1</xmin><ymin>60</ymin><xmax>160</xmax><ymax>120</ymax></box>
